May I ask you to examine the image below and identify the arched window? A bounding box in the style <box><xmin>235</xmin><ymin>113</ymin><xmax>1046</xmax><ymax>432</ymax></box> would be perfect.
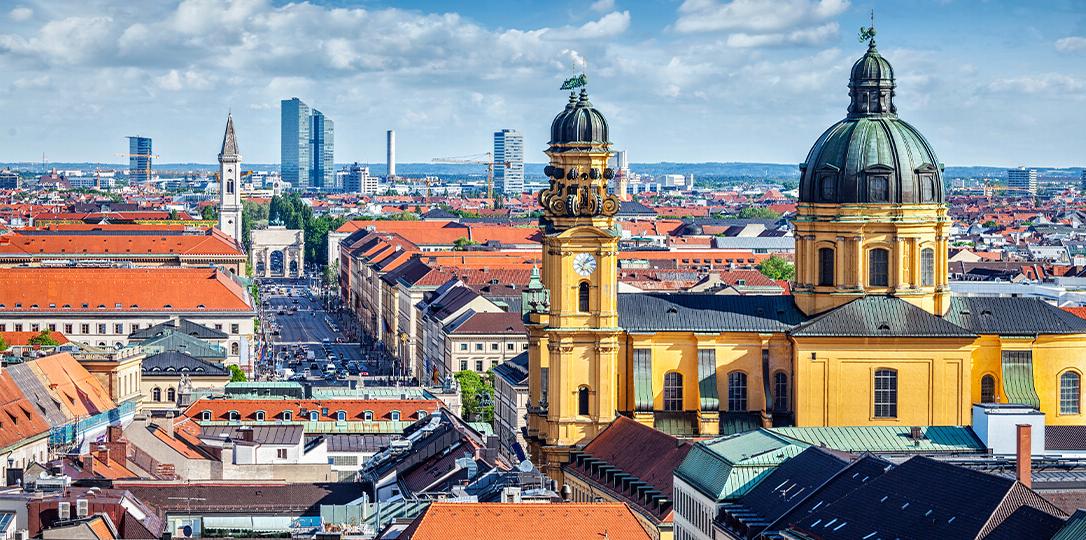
<box><xmin>819</xmin><ymin>174</ymin><xmax>835</xmax><ymax>201</ymax></box>
<box><xmin>201</xmin><ymin>410</ymin><xmax>212</xmax><ymax>421</ymax></box>
<box><xmin>874</xmin><ymin>369</ymin><xmax>898</xmax><ymax>418</ymax></box>
<box><xmin>578</xmin><ymin>386</ymin><xmax>590</xmax><ymax>416</ymax></box>
<box><xmin>166</xmin><ymin>387</ymin><xmax>176</xmax><ymax>402</ymax></box>
<box><xmin>151</xmin><ymin>387</ymin><xmax>161</xmax><ymax>402</ymax></box>
<box><xmin>663</xmin><ymin>372</ymin><xmax>683</xmax><ymax>411</ymax></box>
<box><xmin>255</xmin><ymin>410</ymin><xmax>265</xmax><ymax>421</ymax></box>
<box><xmin>578</xmin><ymin>282</ymin><xmax>590</xmax><ymax>313</ymax></box>
<box><xmin>1061</xmin><ymin>372</ymin><xmax>1081</xmax><ymax>415</ymax></box>
<box><xmin>336</xmin><ymin>410</ymin><xmax>347</xmax><ymax>422</ymax></box>
<box><xmin>363</xmin><ymin>410</ymin><xmax>374</xmax><ymax>421</ymax></box>
<box><xmin>309</xmin><ymin>411</ymin><xmax>319</xmax><ymax>422</ymax></box>
<box><xmin>228</xmin><ymin>410</ymin><xmax>240</xmax><ymax>421</ymax></box>
<box><xmin>231</xmin><ymin>342</ymin><xmax>240</xmax><ymax>355</ymax></box>
<box><xmin>282</xmin><ymin>411</ymin><xmax>292</xmax><ymax>421</ymax></box>
<box><xmin>390</xmin><ymin>410</ymin><xmax>401</xmax><ymax>421</ymax></box>
<box><xmin>981</xmin><ymin>375</ymin><xmax>996</xmax><ymax>403</ymax></box>
<box><xmin>869</xmin><ymin>248</ymin><xmax>889</xmax><ymax>287</ymax></box>
<box><xmin>727</xmin><ymin>372</ymin><xmax>747</xmax><ymax>411</ymax></box>
<box><xmin>774</xmin><ymin>372</ymin><xmax>789</xmax><ymax>411</ymax></box>
<box><xmin>818</xmin><ymin>248</ymin><xmax>835</xmax><ymax>287</ymax></box>
<box><xmin>227</xmin><ymin>179</ymin><xmax>234</xmax><ymax>194</ymax></box>
<box><xmin>920</xmin><ymin>248</ymin><xmax>935</xmax><ymax>287</ymax></box>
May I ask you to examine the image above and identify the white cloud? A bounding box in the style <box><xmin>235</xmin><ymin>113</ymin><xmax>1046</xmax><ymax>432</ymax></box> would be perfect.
<box><xmin>1056</xmin><ymin>36</ymin><xmax>1086</xmax><ymax>53</ymax></box>
<box><xmin>987</xmin><ymin>74</ymin><xmax>1086</xmax><ymax>95</ymax></box>
<box><xmin>726</xmin><ymin>22</ymin><xmax>839</xmax><ymax>47</ymax></box>
<box><xmin>591</xmin><ymin>0</ymin><xmax>616</xmax><ymax>13</ymax></box>
<box><xmin>9</xmin><ymin>6</ymin><xmax>32</xmax><ymax>21</ymax></box>
<box><xmin>545</xmin><ymin>11</ymin><xmax>631</xmax><ymax>40</ymax></box>
<box><xmin>674</xmin><ymin>0</ymin><xmax>848</xmax><ymax>34</ymax></box>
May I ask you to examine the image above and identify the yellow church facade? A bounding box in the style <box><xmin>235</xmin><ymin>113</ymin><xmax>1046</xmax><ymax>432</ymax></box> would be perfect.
<box><xmin>525</xmin><ymin>38</ymin><xmax>1086</xmax><ymax>481</ymax></box>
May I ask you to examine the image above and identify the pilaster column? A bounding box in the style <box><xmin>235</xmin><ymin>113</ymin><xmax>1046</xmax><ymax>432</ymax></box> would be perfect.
<box><xmin>852</xmin><ymin>235</ymin><xmax>863</xmax><ymax>289</ymax></box>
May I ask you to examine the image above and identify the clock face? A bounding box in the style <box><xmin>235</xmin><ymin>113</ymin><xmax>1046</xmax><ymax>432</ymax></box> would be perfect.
<box><xmin>573</xmin><ymin>253</ymin><xmax>597</xmax><ymax>277</ymax></box>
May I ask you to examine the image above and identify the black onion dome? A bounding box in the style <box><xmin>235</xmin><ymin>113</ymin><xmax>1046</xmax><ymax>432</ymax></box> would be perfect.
<box><xmin>549</xmin><ymin>89</ymin><xmax>609</xmax><ymax>145</ymax></box>
<box><xmin>798</xmin><ymin>40</ymin><xmax>944</xmax><ymax>205</ymax></box>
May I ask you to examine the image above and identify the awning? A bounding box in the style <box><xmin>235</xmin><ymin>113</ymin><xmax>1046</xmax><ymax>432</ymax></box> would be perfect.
<box><xmin>1002</xmin><ymin>351</ymin><xmax>1040</xmax><ymax>408</ymax></box>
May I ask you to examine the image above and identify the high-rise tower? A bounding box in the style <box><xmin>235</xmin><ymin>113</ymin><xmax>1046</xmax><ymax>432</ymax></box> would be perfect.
<box><xmin>127</xmin><ymin>136</ymin><xmax>153</xmax><ymax>184</ymax></box>
<box><xmin>794</xmin><ymin>35</ymin><xmax>949</xmax><ymax>316</ymax></box>
<box><xmin>524</xmin><ymin>88</ymin><xmax>622</xmax><ymax>483</ymax></box>
<box><xmin>218</xmin><ymin>113</ymin><xmax>244</xmax><ymax>245</ymax></box>
<box><xmin>493</xmin><ymin>129</ymin><xmax>524</xmax><ymax>195</ymax></box>
<box><xmin>310</xmin><ymin>109</ymin><xmax>334</xmax><ymax>190</ymax></box>
<box><xmin>281</xmin><ymin>98</ymin><xmax>311</xmax><ymax>189</ymax></box>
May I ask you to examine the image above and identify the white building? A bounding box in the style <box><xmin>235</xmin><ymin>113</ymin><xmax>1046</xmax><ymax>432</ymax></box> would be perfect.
<box><xmin>493</xmin><ymin>129</ymin><xmax>524</xmax><ymax>195</ymax></box>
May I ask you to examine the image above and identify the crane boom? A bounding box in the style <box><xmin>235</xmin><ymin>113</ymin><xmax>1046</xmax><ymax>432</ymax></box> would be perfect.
<box><xmin>431</xmin><ymin>152</ymin><xmax>511</xmax><ymax>203</ymax></box>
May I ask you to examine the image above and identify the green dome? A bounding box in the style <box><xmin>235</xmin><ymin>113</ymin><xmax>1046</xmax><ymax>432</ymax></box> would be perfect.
<box><xmin>549</xmin><ymin>89</ymin><xmax>609</xmax><ymax>146</ymax></box>
<box><xmin>799</xmin><ymin>40</ymin><xmax>943</xmax><ymax>205</ymax></box>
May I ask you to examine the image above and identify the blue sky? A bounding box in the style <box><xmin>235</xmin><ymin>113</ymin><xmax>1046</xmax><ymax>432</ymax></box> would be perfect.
<box><xmin>0</xmin><ymin>0</ymin><xmax>1084</xmax><ymax>167</ymax></box>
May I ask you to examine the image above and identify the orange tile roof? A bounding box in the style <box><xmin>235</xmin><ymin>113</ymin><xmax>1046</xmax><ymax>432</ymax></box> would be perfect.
<box><xmin>150</xmin><ymin>418</ymin><xmax>212</xmax><ymax>460</ymax></box>
<box><xmin>1063</xmin><ymin>307</ymin><xmax>1086</xmax><ymax>320</ymax></box>
<box><xmin>0</xmin><ymin>229</ymin><xmax>242</xmax><ymax>257</ymax></box>
<box><xmin>0</xmin><ymin>331</ymin><xmax>69</xmax><ymax>346</ymax></box>
<box><xmin>402</xmin><ymin>502</ymin><xmax>652</xmax><ymax>540</ymax></box>
<box><xmin>181</xmin><ymin>398</ymin><xmax>442</xmax><ymax>423</ymax></box>
<box><xmin>27</xmin><ymin>353</ymin><xmax>116</xmax><ymax>420</ymax></box>
<box><xmin>0</xmin><ymin>267</ymin><xmax>252</xmax><ymax>313</ymax></box>
<box><xmin>0</xmin><ymin>370</ymin><xmax>52</xmax><ymax>448</ymax></box>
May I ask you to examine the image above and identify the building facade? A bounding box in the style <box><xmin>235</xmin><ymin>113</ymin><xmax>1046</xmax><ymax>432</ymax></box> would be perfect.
<box><xmin>493</xmin><ymin>129</ymin><xmax>525</xmax><ymax>195</ymax></box>
<box><xmin>1008</xmin><ymin>166</ymin><xmax>1038</xmax><ymax>196</ymax></box>
<box><xmin>281</xmin><ymin>98</ymin><xmax>311</xmax><ymax>189</ymax></box>
<box><xmin>250</xmin><ymin>227</ymin><xmax>305</xmax><ymax>278</ymax></box>
<box><xmin>309</xmin><ymin>109</ymin><xmax>334</xmax><ymax>190</ymax></box>
<box><xmin>127</xmin><ymin>136</ymin><xmax>153</xmax><ymax>185</ymax></box>
<box><xmin>345</xmin><ymin>162</ymin><xmax>378</xmax><ymax>195</ymax></box>
<box><xmin>525</xmin><ymin>38</ymin><xmax>1086</xmax><ymax>487</ymax></box>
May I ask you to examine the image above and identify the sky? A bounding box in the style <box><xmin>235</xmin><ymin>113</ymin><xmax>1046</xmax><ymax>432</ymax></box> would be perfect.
<box><xmin>0</xmin><ymin>0</ymin><xmax>1084</xmax><ymax>167</ymax></box>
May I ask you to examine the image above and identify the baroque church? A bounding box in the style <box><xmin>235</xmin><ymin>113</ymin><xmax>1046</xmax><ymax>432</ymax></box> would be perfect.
<box><xmin>523</xmin><ymin>37</ymin><xmax>1086</xmax><ymax>481</ymax></box>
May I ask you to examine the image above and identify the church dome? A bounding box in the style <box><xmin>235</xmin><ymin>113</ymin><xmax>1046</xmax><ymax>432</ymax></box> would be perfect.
<box><xmin>549</xmin><ymin>89</ymin><xmax>609</xmax><ymax>146</ymax></box>
<box><xmin>799</xmin><ymin>40</ymin><xmax>944</xmax><ymax>205</ymax></box>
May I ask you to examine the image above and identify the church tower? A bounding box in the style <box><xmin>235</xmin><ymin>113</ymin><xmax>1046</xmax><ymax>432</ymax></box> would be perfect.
<box><xmin>793</xmin><ymin>35</ymin><xmax>950</xmax><ymax>316</ymax></box>
<box><xmin>524</xmin><ymin>88</ymin><xmax>623</xmax><ymax>483</ymax></box>
<box><xmin>218</xmin><ymin>113</ymin><xmax>244</xmax><ymax>245</ymax></box>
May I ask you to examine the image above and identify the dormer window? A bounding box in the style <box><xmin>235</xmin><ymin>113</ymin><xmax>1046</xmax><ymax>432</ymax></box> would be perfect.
<box><xmin>336</xmin><ymin>410</ymin><xmax>346</xmax><ymax>422</ymax></box>
<box><xmin>200</xmin><ymin>410</ymin><xmax>212</xmax><ymax>421</ymax></box>
<box><xmin>868</xmin><ymin>175</ymin><xmax>889</xmax><ymax>202</ymax></box>
<box><xmin>390</xmin><ymin>410</ymin><xmax>401</xmax><ymax>421</ymax></box>
<box><xmin>309</xmin><ymin>411</ymin><xmax>319</xmax><ymax>422</ymax></box>
<box><xmin>282</xmin><ymin>411</ymin><xmax>292</xmax><ymax>421</ymax></box>
<box><xmin>363</xmin><ymin>410</ymin><xmax>374</xmax><ymax>421</ymax></box>
<box><xmin>254</xmin><ymin>410</ymin><xmax>265</xmax><ymax>421</ymax></box>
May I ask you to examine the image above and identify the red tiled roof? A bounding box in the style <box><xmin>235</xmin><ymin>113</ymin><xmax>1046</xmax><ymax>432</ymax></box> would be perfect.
<box><xmin>181</xmin><ymin>398</ymin><xmax>442</xmax><ymax>423</ymax></box>
<box><xmin>449</xmin><ymin>312</ymin><xmax>525</xmax><ymax>335</ymax></box>
<box><xmin>27</xmin><ymin>353</ymin><xmax>116</xmax><ymax>419</ymax></box>
<box><xmin>0</xmin><ymin>267</ymin><xmax>252</xmax><ymax>312</ymax></box>
<box><xmin>402</xmin><ymin>502</ymin><xmax>653</xmax><ymax>540</ymax></box>
<box><xmin>0</xmin><ymin>331</ymin><xmax>70</xmax><ymax>346</ymax></box>
<box><xmin>0</xmin><ymin>228</ymin><xmax>242</xmax><ymax>257</ymax></box>
<box><xmin>0</xmin><ymin>370</ymin><xmax>51</xmax><ymax>448</ymax></box>
<box><xmin>579</xmin><ymin>416</ymin><xmax>691</xmax><ymax>499</ymax></box>
<box><xmin>1063</xmin><ymin>307</ymin><xmax>1086</xmax><ymax>320</ymax></box>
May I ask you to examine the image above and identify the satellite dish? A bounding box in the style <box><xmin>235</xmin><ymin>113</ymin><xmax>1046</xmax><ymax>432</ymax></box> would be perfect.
<box><xmin>517</xmin><ymin>459</ymin><xmax>535</xmax><ymax>473</ymax></box>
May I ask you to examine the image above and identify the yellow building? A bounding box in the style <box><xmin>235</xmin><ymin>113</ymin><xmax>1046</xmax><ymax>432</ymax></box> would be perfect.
<box><xmin>526</xmin><ymin>37</ymin><xmax>1086</xmax><ymax>488</ymax></box>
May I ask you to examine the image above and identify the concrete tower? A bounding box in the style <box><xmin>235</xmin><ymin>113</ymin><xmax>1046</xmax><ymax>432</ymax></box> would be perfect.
<box><xmin>386</xmin><ymin>129</ymin><xmax>396</xmax><ymax>179</ymax></box>
<box><xmin>218</xmin><ymin>113</ymin><xmax>244</xmax><ymax>245</ymax></box>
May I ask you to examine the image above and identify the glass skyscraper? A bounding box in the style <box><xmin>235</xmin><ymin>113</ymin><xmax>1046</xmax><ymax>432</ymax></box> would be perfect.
<box><xmin>281</xmin><ymin>98</ymin><xmax>311</xmax><ymax>189</ymax></box>
<box><xmin>127</xmin><ymin>136</ymin><xmax>152</xmax><ymax>184</ymax></box>
<box><xmin>310</xmin><ymin>109</ymin><xmax>334</xmax><ymax>190</ymax></box>
<box><xmin>493</xmin><ymin>129</ymin><xmax>524</xmax><ymax>195</ymax></box>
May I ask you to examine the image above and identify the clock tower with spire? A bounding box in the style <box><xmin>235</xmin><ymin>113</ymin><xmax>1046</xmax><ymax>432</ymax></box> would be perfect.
<box><xmin>524</xmin><ymin>85</ymin><xmax>623</xmax><ymax>483</ymax></box>
<box><xmin>218</xmin><ymin>113</ymin><xmax>244</xmax><ymax>245</ymax></box>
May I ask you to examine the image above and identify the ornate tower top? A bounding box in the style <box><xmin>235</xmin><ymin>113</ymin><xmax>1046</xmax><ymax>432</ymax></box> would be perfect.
<box><xmin>539</xmin><ymin>80</ymin><xmax>620</xmax><ymax>226</ymax></box>
<box><xmin>219</xmin><ymin>113</ymin><xmax>241</xmax><ymax>161</ymax></box>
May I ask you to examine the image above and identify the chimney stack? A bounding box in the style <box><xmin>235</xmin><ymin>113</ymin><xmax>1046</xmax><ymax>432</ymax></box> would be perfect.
<box><xmin>96</xmin><ymin>445</ymin><xmax>109</xmax><ymax>465</ymax></box>
<box><xmin>165</xmin><ymin>412</ymin><xmax>175</xmax><ymax>438</ymax></box>
<box><xmin>1016</xmin><ymin>424</ymin><xmax>1032</xmax><ymax>488</ymax></box>
<box><xmin>82</xmin><ymin>455</ymin><xmax>94</xmax><ymax>474</ymax></box>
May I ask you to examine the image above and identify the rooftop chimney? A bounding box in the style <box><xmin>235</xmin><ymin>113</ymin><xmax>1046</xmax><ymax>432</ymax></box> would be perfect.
<box><xmin>81</xmin><ymin>454</ymin><xmax>94</xmax><ymax>474</ymax></box>
<box><xmin>96</xmin><ymin>445</ymin><xmax>109</xmax><ymax>465</ymax></box>
<box><xmin>1016</xmin><ymin>424</ymin><xmax>1032</xmax><ymax>488</ymax></box>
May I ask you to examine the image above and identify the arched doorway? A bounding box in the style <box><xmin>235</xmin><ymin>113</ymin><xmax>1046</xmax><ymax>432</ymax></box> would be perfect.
<box><xmin>289</xmin><ymin>259</ymin><xmax>299</xmax><ymax>276</ymax></box>
<box><xmin>270</xmin><ymin>250</ymin><xmax>285</xmax><ymax>276</ymax></box>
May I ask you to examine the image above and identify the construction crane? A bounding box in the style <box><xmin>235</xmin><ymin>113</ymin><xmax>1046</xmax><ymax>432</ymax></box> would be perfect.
<box><xmin>431</xmin><ymin>152</ymin><xmax>510</xmax><ymax>203</ymax></box>
<box><xmin>115</xmin><ymin>150</ymin><xmax>160</xmax><ymax>189</ymax></box>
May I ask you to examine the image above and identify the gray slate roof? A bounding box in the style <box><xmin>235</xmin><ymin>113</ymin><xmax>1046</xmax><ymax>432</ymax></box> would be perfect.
<box><xmin>492</xmin><ymin>352</ymin><xmax>529</xmax><ymax>387</ymax></box>
<box><xmin>199</xmin><ymin>424</ymin><xmax>302</xmax><ymax>446</ymax></box>
<box><xmin>945</xmin><ymin>296</ymin><xmax>1086</xmax><ymax>336</ymax></box>
<box><xmin>618</xmin><ymin>293</ymin><xmax>805</xmax><ymax>333</ymax></box>
<box><xmin>326</xmin><ymin>434</ymin><xmax>394</xmax><ymax>453</ymax></box>
<box><xmin>790</xmin><ymin>296</ymin><xmax>976</xmax><ymax>338</ymax></box>
<box><xmin>142</xmin><ymin>351</ymin><xmax>229</xmax><ymax>376</ymax></box>
<box><xmin>130</xmin><ymin>319</ymin><xmax>227</xmax><ymax>341</ymax></box>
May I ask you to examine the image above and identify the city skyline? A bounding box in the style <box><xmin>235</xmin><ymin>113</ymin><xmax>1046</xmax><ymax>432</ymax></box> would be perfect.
<box><xmin>0</xmin><ymin>1</ymin><xmax>1084</xmax><ymax>166</ymax></box>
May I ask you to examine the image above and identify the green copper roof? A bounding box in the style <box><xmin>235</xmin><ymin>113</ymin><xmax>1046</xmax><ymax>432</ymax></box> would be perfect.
<box><xmin>674</xmin><ymin>429</ymin><xmax>808</xmax><ymax>500</ymax></box>
<box><xmin>1002</xmin><ymin>352</ymin><xmax>1041</xmax><ymax>408</ymax></box>
<box><xmin>770</xmin><ymin>426</ymin><xmax>985</xmax><ymax>454</ymax></box>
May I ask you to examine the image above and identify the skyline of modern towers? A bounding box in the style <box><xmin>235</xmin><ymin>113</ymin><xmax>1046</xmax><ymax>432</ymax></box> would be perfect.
<box><xmin>493</xmin><ymin>129</ymin><xmax>524</xmax><ymax>195</ymax></box>
<box><xmin>281</xmin><ymin>97</ymin><xmax>334</xmax><ymax>191</ymax></box>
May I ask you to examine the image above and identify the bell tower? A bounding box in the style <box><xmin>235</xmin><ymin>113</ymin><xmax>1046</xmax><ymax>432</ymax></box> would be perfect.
<box><xmin>218</xmin><ymin>113</ymin><xmax>244</xmax><ymax>245</ymax></box>
<box><xmin>524</xmin><ymin>87</ymin><xmax>623</xmax><ymax>483</ymax></box>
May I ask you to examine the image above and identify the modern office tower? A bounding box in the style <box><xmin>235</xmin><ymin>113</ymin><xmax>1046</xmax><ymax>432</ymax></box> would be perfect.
<box><xmin>493</xmin><ymin>129</ymin><xmax>524</xmax><ymax>195</ymax></box>
<box><xmin>126</xmin><ymin>136</ymin><xmax>152</xmax><ymax>184</ymax></box>
<box><xmin>281</xmin><ymin>98</ymin><xmax>311</xmax><ymax>189</ymax></box>
<box><xmin>387</xmin><ymin>130</ymin><xmax>396</xmax><ymax>178</ymax></box>
<box><xmin>309</xmin><ymin>109</ymin><xmax>334</xmax><ymax>190</ymax></box>
<box><xmin>1007</xmin><ymin>166</ymin><xmax>1038</xmax><ymax>196</ymax></box>
<box><xmin>345</xmin><ymin>163</ymin><xmax>377</xmax><ymax>195</ymax></box>
<box><xmin>607</xmin><ymin>149</ymin><xmax>630</xmax><ymax>199</ymax></box>
<box><xmin>0</xmin><ymin>169</ymin><xmax>19</xmax><ymax>190</ymax></box>
<box><xmin>218</xmin><ymin>113</ymin><xmax>243</xmax><ymax>243</ymax></box>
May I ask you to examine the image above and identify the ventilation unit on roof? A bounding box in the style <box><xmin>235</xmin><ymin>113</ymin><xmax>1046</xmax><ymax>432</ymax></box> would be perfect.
<box><xmin>75</xmin><ymin>499</ymin><xmax>89</xmax><ymax>518</ymax></box>
<box><xmin>58</xmin><ymin>501</ymin><xmax>70</xmax><ymax>521</ymax></box>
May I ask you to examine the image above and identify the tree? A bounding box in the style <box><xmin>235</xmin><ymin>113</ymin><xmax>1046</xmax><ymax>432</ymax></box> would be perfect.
<box><xmin>453</xmin><ymin>237</ymin><xmax>479</xmax><ymax>250</ymax></box>
<box><xmin>0</xmin><ymin>334</ymin><xmax>7</xmax><ymax>352</ymax></box>
<box><xmin>736</xmin><ymin>206</ymin><xmax>781</xmax><ymax>220</ymax></box>
<box><xmin>758</xmin><ymin>255</ymin><xmax>795</xmax><ymax>281</ymax></box>
<box><xmin>983</xmin><ymin>220</ymin><xmax>997</xmax><ymax>228</ymax></box>
<box><xmin>454</xmin><ymin>370</ymin><xmax>495</xmax><ymax>423</ymax></box>
<box><xmin>228</xmin><ymin>365</ymin><xmax>247</xmax><ymax>382</ymax></box>
<box><xmin>201</xmin><ymin>205</ymin><xmax>218</xmax><ymax>220</ymax></box>
<box><xmin>28</xmin><ymin>330</ymin><xmax>59</xmax><ymax>347</ymax></box>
